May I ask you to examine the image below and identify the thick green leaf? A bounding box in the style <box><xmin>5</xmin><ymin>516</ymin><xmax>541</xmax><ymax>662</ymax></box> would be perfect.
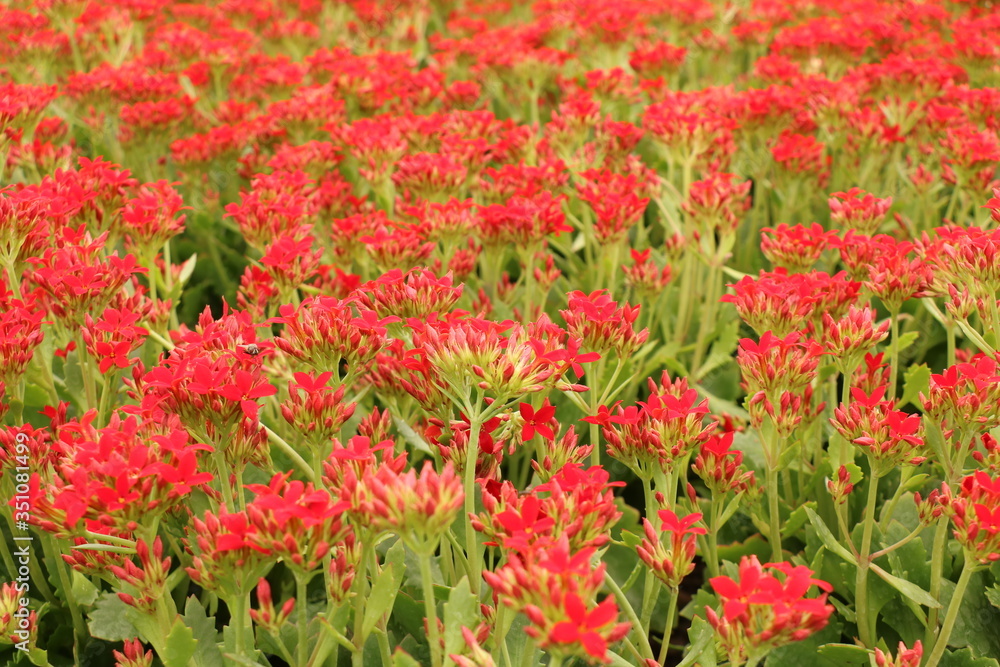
<box><xmin>61</xmin><ymin>350</ymin><xmax>86</xmax><ymax>408</ymax></box>
<box><xmin>443</xmin><ymin>577</ymin><xmax>478</xmax><ymax>660</ymax></box>
<box><xmin>816</xmin><ymin>643</ymin><xmax>871</xmax><ymax>665</ymax></box>
<box><xmin>731</xmin><ymin>430</ymin><xmax>766</xmax><ymax>476</ymax></box>
<box><xmin>766</xmin><ymin>619</ymin><xmax>843</xmax><ymax>667</ymax></box>
<box><xmin>717</xmin><ymin>534</ymin><xmax>771</xmax><ymax>563</ymax></box>
<box><xmin>717</xmin><ymin>491</ymin><xmax>745</xmax><ymax>528</ymax></box>
<box><xmin>781</xmin><ymin>502</ymin><xmax>815</xmax><ymax>540</ymax></box>
<box><xmin>899</xmin><ymin>363</ymin><xmax>930</xmax><ymax>408</ymax></box>
<box><xmin>985</xmin><ymin>584</ymin><xmax>1000</xmax><ymax>610</ymax></box>
<box><xmin>805</xmin><ymin>507</ymin><xmax>857</xmax><ymax>565</ymax></box>
<box><xmin>619</xmin><ymin>530</ymin><xmax>642</xmax><ymax>549</ymax></box>
<box><xmin>675</xmin><ymin>616</ymin><xmax>716</xmax><ymax>667</ymax></box>
<box><xmin>217</xmin><ymin>655</ymin><xmax>262</xmax><ymax>666</ymax></box>
<box><xmin>949</xmin><ymin>571</ymin><xmax>1000</xmax><ymax>658</ymax></box>
<box><xmin>393</xmin><ymin>649</ymin><xmax>422</xmax><ymax>667</ymax></box>
<box><xmin>88</xmin><ymin>593</ymin><xmax>140</xmax><ymax>642</ymax></box>
<box><xmin>392</xmin><ymin>415</ymin><xmax>434</xmax><ymax>455</ymax></box>
<box><xmin>72</xmin><ymin>570</ymin><xmax>100</xmax><ymax>606</ymax></box>
<box><xmin>388</xmin><ymin>591</ymin><xmax>426</xmax><ymax>639</ymax></box>
<box><xmin>695</xmin><ymin>318</ymin><xmax>740</xmax><ymax>381</ymax></box>
<box><xmin>363</xmin><ymin>542</ymin><xmax>407</xmax><ymax>639</ymax></box>
<box><xmin>895</xmin><ymin>330</ymin><xmax>920</xmax><ymax>354</ymax></box>
<box><xmin>182</xmin><ymin>596</ymin><xmax>224</xmax><ymax>667</ymax></box>
<box><xmin>163</xmin><ymin>616</ymin><xmax>198</xmax><ymax>667</ymax></box>
<box><xmin>883</xmin><ymin>521</ymin><xmax>930</xmax><ymax>589</ymax></box>
<box><xmin>938</xmin><ymin>647</ymin><xmax>1000</xmax><ymax>667</ymax></box>
<box><xmin>869</xmin><ymin>563</ymin><xmax>940</xmax><ymax>608</ymax></box>
<box><xmin>505</xmin><ymin>612</ymin><xmax>537</xmax><ymax>667</ymax></box>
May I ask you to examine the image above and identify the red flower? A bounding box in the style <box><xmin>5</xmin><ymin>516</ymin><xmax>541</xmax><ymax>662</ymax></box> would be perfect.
<box><xmin>520</xmin><ymin>400</ymin><xmax>557</xmax><ymax>441</ymax></box>
<box><xmin>218</xmin><ymin>369</ymin><xmax>278</xmax><ymax>421</ymax></box>
<box><xmin>544</xmin><ymin>594</ymin><xmax>629</xmax><ymax>662</ymax></box>
<box><xmin>705</xmin><ymin>556</ymin><xmax>833</xmax><ymax>664</ymax></box>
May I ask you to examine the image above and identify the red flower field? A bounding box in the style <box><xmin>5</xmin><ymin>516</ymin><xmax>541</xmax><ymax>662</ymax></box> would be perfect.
<box><xmin>1</xmin><ymin>1</ymin><xmax>1000</xmax><ymax>666</ymax></box>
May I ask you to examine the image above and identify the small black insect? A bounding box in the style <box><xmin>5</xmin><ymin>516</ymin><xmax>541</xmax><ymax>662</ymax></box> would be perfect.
<box><xmin>243</xmin><ymin>343</ymin><xmax>260</xmax><ymax>356</ymax></box>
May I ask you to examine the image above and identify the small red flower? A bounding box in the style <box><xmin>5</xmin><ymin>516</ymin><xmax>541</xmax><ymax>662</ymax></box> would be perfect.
<box><xmin>520</xmin><ymin>400</ymin><xmax>557</xmax><ymax>441</ymax></box>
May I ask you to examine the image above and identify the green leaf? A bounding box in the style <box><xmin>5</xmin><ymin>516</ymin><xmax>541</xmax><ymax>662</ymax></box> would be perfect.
<box><xmin>163</xmin><ymin>616</ymin><xmax>198</xmax><ymax>667</ymax></box>
<box><xmin>717</xmin><ymin>534</ymin><xmax>770</xmax><ymax>564</ymax></box>
<box><xmin>27</xmin><ymin>647</ymin><xmax>48</xmax><ymax>666</ymax></box>
<box><xmin>72</xmin><ymin>570</ymin><xmax>100</xmax><ymax>606</ymax></box>
<box><xmin>505</xmin><ymin>612</ymin><xmax>537</xmax><ymax>667</ymax></box>
<box><xmin>902</xmin><ymin>473</ymin><xmax>930</xmax><ymax>493</ymax></box>
<box><xmin>805</xmin><ymin>507</ymin><xmax>857</xmax><ymax>566</ymax></box>
<box><xmin>393</xmin><ymin>649</ymin><xmax>422</xmax><ymax>667</ymax></box>
<box><xmin>363</xmin><ymin>542</ymin><xmax>407</xmax><ymax>639</ymax></box>
<box><xmin>695</xmin><ymin>318</ymin><xmax>740</xmax><ymax>382</ymax></box>
<box><xmin>731</xmin><ymin>430</ymin><xmax>766</xmax><ymax>476</ymax></box>
<box><xmin>88</xmin><ymin>593</ymin><xmax>140</xmax><ymax>642</ymax></box>
<box><xmin>218</xmin><ymin>655</ymin><xmax>263</xmax><ymax>667</ymax></box>
<box><xmin>817</xmin><ymin>363</ymin><xmax>840</xmax><ymax>383</ymax></box>
<box><xmin>62</xmin><ymin>350</ymin><xmax>86</xmax><ymax>408</ymax></box>
<box><xmin>938</xmin><ymin>647</ymin><xmax>1000</xmax><ymax>667</ymax></box>
<box><xmin>675</xmin><ymin>616</ymin><xmax>716</xmax><ymax>667</ymax></box>
<box><xmin>985</xmin><ymin>584</ymin><xmax>1000</xmax><ymax>610</ymax></box>
<box><xmin>182</xmin><ymin>596</ymin><xmax>224</xmax><ymax>667</ymax></box>
<box><xmin>895</xmin><ymin>330</ymin><xmax>920</xmax><ymax>354</ymax></box>
<box><xmin>392</xmin><ymin>414</ymin><xmax>434</xmax><ymax>455</ymax></box>
<box><xmin>619</xmin><ymin>530</ymin><xmax>642</xmax><ymax>549</ymax></box>
<box><xmin>388</xmin><ymin>592</ymin><xmax>426</xmax><ymax>639</ymax></box>
<box><xmin>766</xmin><ymin>619</ymin><xmax>844</xmax><ymax>667</ymax></box>
<box><xmin>816</xmin><ymin>643</ymin><xmax>871</xmax><ymax>665</ymax></box>
<box><xmin>949</xmin><ymin>571</ymin><xmax>1000</xmax><ymax>658</ymax></box>
<box><xmin>899</xmin><ymin>364</ymin><xmax>930</xmax><ymax>408</ymax></box>
<box><xmin>443</xmin><ymin>577</ymin><xmax>478</xmax><ymax>661</ymax></box>
<box><xmin>781</xmin><ymin>502</ymin><xmax>815</xmax><ymax>540</ymax></box>
<box><xmin>607</xmin><ymin>650</ymin><xmax>637</xmax><ymax>667</ymax></box>
<box><xmin>698</xmin><ymin>381</ymin><xmax>750</xmax><ymax>421</ymax></box>
<box><xmin>869</xmin><ymin>563</ymin><xmax>941</xmax><ymax>608</ymax></box>
<box><xmin>21</xmin><ymin>383</ymin><xmax>49</xmax><ymax>409</ymax></box>
<box><xmin>178</xmin><ymin>254</ymin><xmax>198</xmax><ymax>287</ymax></box>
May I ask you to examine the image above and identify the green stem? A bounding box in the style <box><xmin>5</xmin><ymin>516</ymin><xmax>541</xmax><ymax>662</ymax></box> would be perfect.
<box><xmin>946</xmin><ymin>320</ymin><xmax>957</xmax><ymax>368</ymax></box>
<box><xmin>351</xmin><ymin>539</ymin><xmax>373</xmax><ymax>666</ymax></box>
<box><xmin>547</xmin><ymin>654</ymin><xmax>563</xmax><ymax>667</ymax></box>
<box><xmin>924</xmin><ymin>556</ymin><xmax>977</xmax><ymax>667</ymax></box>
<box><xmin>706</xmin><ymin>496</ymin><xmax>721</xmax><ymax>578</ymax></box>
<box><xmin>766</xmin><ymin>463</ymin><xmax>783</xmax><ymax>562</ymax></box>
<box><xmin>212</xmin><ymin>449</ymin><xmax>236</xmax><ymax>511</ymax></box>
<box><xmin>639</xmin><ymin>478</ymin><xmax>659</xmax><ymax>629</ymax></box>
<box><xmin>231</xmin><ymin>589</ymin><xmax>248</xmax><ymax>658</ymax></box>
<box><xmin>419</xmin><ymin>550</ymin><xmax>443</xmax><ymax>667</ymax></box>
<box><xmin>925</xmin><ymin>517</ymin><xmax>950</xmax><ymax>645</ymax></box>
<box><xmin>0</xmin><ymin>532</ymin><xmax>15</xmax><ymax>580</ymax></box>
<box><xmin>943</xmin><ymin>179</ymin><xmax>961</xmax><ymax>223</ymax></box>
<box><xmin>887</xmin><ymin>310</ymin><xmax>901</xmax><ymax>401</ymax></box>
<box><xmin>521</xmin><ymin>248</ymin><xmax>536</xmax><ymax>324</ymax></box>
<box><xmin>76</xmin><ymin>334</ymin><xmax>99</xmax><ymax>411</ymax></box>
<box><xmin>854</xmin><ymin>468</ymin><xmax>882</xmax><ymax>647</ymax></box>
<box><xmin>97</xmin><ymin>372</ymin><xmax>115</xmax><ymax>427</ymax></box>
<box><xmin>464</xmin><ymin>409</ymin><xmax>483</xmax><ymax>595</ymax></box>
<box><xmin>603</xmin><ymin>571</ymin><xmax>655</xmax><ymax>661</ymax></box>
<box><xmin>691</xmin><ymin>257</ymin><xmax>721</xmax><ymax>374</ymax></box>
<box><xmin>41</xmin><ymin>533</ymin><xmax>86</xmax><ymax>641</ymax></box>
<box><xmin>263</xmin><ymin>425</ymin><xmax>318</xmax><ymax>483</ymax></box>
<box><xmin>236</xmin><ymin>467</ymin><xmax>247</xmax><ymax>512</ymax></box>
<box><xmin>588</xmin><ymin>357</ymin><xmax>606</xmax><ymax>468</ymax></box>
<box><xmin>296</xmin><ymin>571</ymin><xmax>310</xmax><ymax>666</ymax></box>
<box><xmin>656</xmin><ymin>586</ymin><xmax>679</xmax><ymax>666</ymax></box>
<box><xmin>878</xmin><ymin>467</ymin><xmax>913</xmax><ymax>531</ymax></box>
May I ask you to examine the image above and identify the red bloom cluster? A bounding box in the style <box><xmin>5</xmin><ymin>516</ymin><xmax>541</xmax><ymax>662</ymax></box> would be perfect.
<box><xmin>705</xmin><ymin>556</ymin><xmax>833</xmax><ymax>665</ymax></box>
